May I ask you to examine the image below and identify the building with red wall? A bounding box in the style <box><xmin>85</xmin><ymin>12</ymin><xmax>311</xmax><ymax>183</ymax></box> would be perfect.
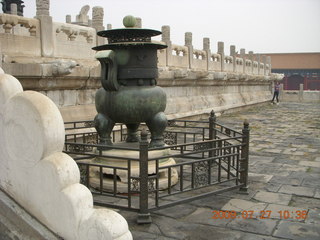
<box><xmin>265</xmin><ymin>53</ymin><xmax>320</xmax><ymax>90</ymax></box>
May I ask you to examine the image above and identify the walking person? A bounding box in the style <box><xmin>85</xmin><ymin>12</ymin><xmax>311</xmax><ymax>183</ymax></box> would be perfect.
<box><xmin>271</xmin><ymin>81</ymin><xmax>280</xmax><ymax>104</ymax></box>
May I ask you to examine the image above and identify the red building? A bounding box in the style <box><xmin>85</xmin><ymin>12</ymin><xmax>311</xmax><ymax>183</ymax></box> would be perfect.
<box><xmin>265</xmin><ymin>53</ymin><xmax>320</xmax><ymax>90</ymax></box>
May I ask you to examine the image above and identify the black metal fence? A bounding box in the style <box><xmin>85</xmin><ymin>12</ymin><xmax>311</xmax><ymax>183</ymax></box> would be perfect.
<box><xmin>63</xmin><ymin>111</ymin><xmax>250</xmax><ymax>223</ymax></box>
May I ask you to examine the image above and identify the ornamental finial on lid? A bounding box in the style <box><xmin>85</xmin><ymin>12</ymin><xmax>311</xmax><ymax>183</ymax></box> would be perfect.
<box><xmin>123</xmin><ymin>15</ymin><xmax>136</xmax><ymax>28</ymax></box>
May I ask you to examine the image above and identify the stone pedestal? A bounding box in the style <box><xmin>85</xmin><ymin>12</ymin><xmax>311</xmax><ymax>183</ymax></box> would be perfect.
<box><xmin>87</xmin><ymin>142</ymin><xmax>178</xmax><ymax>193</ymax></box>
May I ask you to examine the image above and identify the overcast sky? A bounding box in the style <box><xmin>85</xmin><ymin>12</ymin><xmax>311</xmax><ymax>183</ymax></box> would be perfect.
<box><xmin>14</xmin><ymin>0</ymin><xmax>320</xmax><ymax>53</ymax></box>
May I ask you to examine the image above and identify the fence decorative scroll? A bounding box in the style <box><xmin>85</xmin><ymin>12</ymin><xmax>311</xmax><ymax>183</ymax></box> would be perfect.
<box><xmin>194</xmin><ymin>161</ymin><xmax>209</xmax><ymax>187</ymax></box>
<box><xmin>163</xmin><ymin>131</ymin><xmax>177</xmax><ymax>145</ymax></box>
<box><xmin>130</xmin><ymin>178</ymin><xmax>156</xmax><ymax>192</ymax></box>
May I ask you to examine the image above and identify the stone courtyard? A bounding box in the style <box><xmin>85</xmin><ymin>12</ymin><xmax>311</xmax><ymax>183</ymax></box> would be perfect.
<box><xmin>116</xmin><ymin>102</ymin><xmax>320</xmax><ymax>240</ymax></box>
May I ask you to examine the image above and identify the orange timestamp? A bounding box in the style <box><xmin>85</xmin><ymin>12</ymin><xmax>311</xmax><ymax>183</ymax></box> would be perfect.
<box><xmin>212</xmin><ymin>210</ymin><xmax>308</xmax><ymax>220</ymax></box>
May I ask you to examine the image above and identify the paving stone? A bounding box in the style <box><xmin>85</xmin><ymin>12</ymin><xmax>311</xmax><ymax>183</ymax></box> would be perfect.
<box><xmin>118</xmin><ymin>211</ymin><xmax>163</xmax><ymax>236</ymax></box>
<box><xmin>301</xmin><ymin>177</ymin><xmax>320</xmax><ymax>188</ymax></box>
<box><xmin>288</xmin><ymin>155</ymin><xmax>306</xmax><ymax>161</ymax></box>
<box><xmin>305</xmin><ymin>209</ymin><xmax>320</xmax><ymax>224</ymax></box>
<box><xmin>153</xmin><ymin>203</ymin><xmax>197</xmax><ymax>219</ymax></box>
<box><xmin>152</xmin><ymin>215</ymin><xmax>251</xmax><ymax>240</ymax></box>
<box><xmin>190</xmin><ymin>194</ymin><xmax>231</xmax><ymax>209</ymax></box>
<box><xmin>218</xmin><ymin>188</ymin><xmax>257</xmax><ymax>201</ymax></box>
<box><xmin>183</xmin><ymin>207</ymin><xmax>233</xmax><ymax>227</ymax></box>
<box><xmin>273</xmin><ymin>221</ymin><xmax>320</xmax><ymax>240</ymax></box>
<box><xmin>291</xmin><ymin>151</ymin><xmax>306</xmax><ymax>156</ymax></box>
<box><xmin>248</xmin><ymin>173</ymin><xmax>273</xmax><ymax>183</ymax></box>
<box><xmin>299</xmin><ymin>161</ymin><xmax>320</xmax><ymax>168</ymax></box>
<box><xmin>269</xmin><ymin>175</ymin><xmax>303</xmax><ymax>186</ymax></box>
<box><xmin>283</xmin><ymin>148</ymin><xmax>297</xmax><ymax>154</ymax></box>
<box><xmin>289</xmin><ymin>195</ymin><xmax>320</xmax><ymax>210</ymax></box>
<box><xmin>253</xmin><ymin>191</ymin><xmax>292</xmax><ymax>205</ymax></box>
<box><xmin>252</xmin><ymin>163</ymin><xmax>284</xmax><ymax>174</ymax></box>
<box><xmin>250</xmin><ymin>155</ymin><xmax>275</xmax><ymax>163</ymax></box>
<box><xmin>228</xmin><ymin>217</ymin><xmax>278</xmax><ymax>235</ymax></box>
<box><xmin>314</xmin><ymin>189</ymin><xmax>320</xmax><ymax>199</ymax></box>
<box><xmin>264</xmin><ymin>182</ymin><xmax>282</xmax><ymax>192</ymax></box>
<box><xmin>278</xmin><ymin>185</ymin><xmax>315</xmax><ymax>197</ymax></box>
<box><xmin>305</xmin><ymin>148</ymin><xmax>318</xmax><ymax>153</ymax></box>
<box><xmin>221</xmin><ymin>199</ymin><xmax>267</xmax><ymax>213</ymax></box>
<box><xmin>249</xmin><ymin>155</ymin><xmax>275</xmax><ymax>166</ymax></box>
<box><xmin>250</xmin><ymin>147</ymin><xmax>263</xmax><ymax>153</ymax></box>
<box><xmin>265</xmin><ymin>149</ymin><xmax>283</xmax><ymax>154</ymax></box>
<box><xmin>279</xmin><ymin>164</ymin><xmax>308</xmax><ymax>172</ymax></box>
<box><xmin>132</xmin><ymin>231</ymin><xmax>175</xmax><ymax>240</ymax></box>
<box><xmin>291</xmin><ymin>144</ymin><xmax>310</xmax><ymax>148</ymax></box>
<box><xmin>272</xmin><ymin>157</ymin><xmax>300</xmax><ymax>165</ymax></box>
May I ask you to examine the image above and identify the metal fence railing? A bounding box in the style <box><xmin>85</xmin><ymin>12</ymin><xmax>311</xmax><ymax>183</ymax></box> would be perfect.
<box><xmin>63</xmin><ymin>110</ymin><xmax>250</xmax><ymax>223</ymax></box>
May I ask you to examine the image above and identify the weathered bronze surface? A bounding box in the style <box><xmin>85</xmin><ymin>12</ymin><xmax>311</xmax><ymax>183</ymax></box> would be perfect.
<box><xmin>93</xmin><ymin>16</ymin><xmax>168</xmax><ymax>148</ymax></box>
<box><xmin>1</xmin><ymin>0</ymin><xmax>25</xmax><ymax>16</ymax></box>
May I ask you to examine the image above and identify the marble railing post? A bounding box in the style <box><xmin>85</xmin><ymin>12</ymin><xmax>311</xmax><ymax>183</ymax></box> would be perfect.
<box><xmin>36</xmin><ymin>0</ymin><xmax>54</xmax><ymax>57</ymax></box>
<box><xmin>249</xmin><ymin>51</ymin><xmax>254</xmax><ymax>74</ymax></box>
<box><xmin>266</xmin><ymin>56</ymin><xmax>271</xmax><ymax>75</ymax></box>
<box><xmin>240</xmin><ymin>48</ymin><xmax>246</xmax><ymax>73</ymax></box>
<box><xmin>203</xmin><ymin>37</ymin><xmax>210</xmax><ymax>71</ymax></box>
<box><xmin>230</xmin><ymin>45</ymin><xmax>236</xmax><ymax>72</ymax></box>
<box><xmin>66</xmin><ymin>15</ymin><xmax>71</xmax><ymax>23</ymax></box>
<box><xmin>299</xmin><ymin>84</ymin><xmax>304</xmax><ymax>101</ymax></box>
<box><xmin>161</xmin><ymin>25</ymin><xmax>171</xmax><ymax>67</ymax></box>
<box><xmin>261</xmin><ymin>55</ymin><xmax>266</xmax><ymax>76</ymax></box>
<box><xmin>256</xmin><ymin>54</ymin><xmax>261</xmax><ymax>75</ymax></box>
<box><xmin>10</xmin><ymin>4</ymin><xmax>18</xmax><ymax>15</ymax></box>
<box><xmin>92</xmin><ymin>6</ymin><xmax>105</xmax><ymax>46</ymax></box>
<box><xmin>278</xmin><ymin>81</ymin><xmax>284</xmax><ymax>101</ymax></box>
<box><xmin>185</xmin><ymin>32</ymin><xmax>193</xmax><ymax>69</ymax></box>
<box><xmin>240</xmin><ymin>48</ymin><xmax>245</xmax><ymax>58</ymax></box>
<box><xmin>218</xmin><ymin>42</ymin><xmax>225</xmax><ymax>71</ymax></box>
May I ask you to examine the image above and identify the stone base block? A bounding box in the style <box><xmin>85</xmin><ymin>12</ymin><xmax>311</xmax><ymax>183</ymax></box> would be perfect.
<box><xmin>87</xmin><ymin>143</ymin><xmax>179</xmax><ymax>193</ymax></box>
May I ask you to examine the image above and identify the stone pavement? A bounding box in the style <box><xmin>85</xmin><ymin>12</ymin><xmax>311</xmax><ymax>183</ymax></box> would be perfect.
<box><xmin>117</xmin><ymin>102</ymin><xmax>320</xmax><ymax>240</ymax></box>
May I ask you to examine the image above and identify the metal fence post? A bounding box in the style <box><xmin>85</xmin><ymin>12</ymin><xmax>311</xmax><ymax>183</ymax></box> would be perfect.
<box><xmin>209</xmin><ymin>110</ymin><xmax>216</xmax><ymax>157</ymax></box>
<box><xmin>240</xmin><ymin>119</ymin><xmax>250</xmax><ymax>193</ymax></box>
<box><xmin>137</xmin><ymin>129</ymin><xmax>152</xmax><ymax>224</ymax></box>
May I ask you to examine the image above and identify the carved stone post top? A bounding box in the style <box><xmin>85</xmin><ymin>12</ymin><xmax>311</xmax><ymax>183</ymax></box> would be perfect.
<box><xmin>66</xmin><ymin>15</ymin><xmax>71</xmax><ymax>23</ymax></box>
<box><xmin>248</xmin><ymin>51</ymin><xmax>254</xmax><ymax>60</ymax></box>
<box><xmin>92</xmin><ymin>6</ymin><xmax>104</xmax><ymax>26</ymax></box>
<box><xmin>92</xmin><ymin>6</ymin><xmax>103</xmax><ymax>17</ymax></box>
<box><xmin>10</xmin><ymin>3</ymin><xmax>17</xmax><ymax>15</ymax></box>
<box><xmin>76</xmin><ymin>5</ymin><xmax>90</xmax><ymax>25</ymax></box>
<box><xmin>161</xmin><ymin>25</ymin><xmax>170</xmax><ymax>42</ymax></box>
<box><xmin>135</xmin><ymin>17</ymin><xmax>142</xmax><ymax>28</ymax></box>
<box><xmin>240</xmin><ymin>48</ymin><xmax>246</xmax><ymax>58</ymax></box>
<box><xmin>203</xmin><ymin>37</ymin><xmax>210</xmax><ymax>51</ymax></box>
<box><xmin>230</xmin><ymin>45</ymin><xmax>236</xmax><ymax>56</ymax></box>
<box><xmin>36</xmin><ymin>0</ymin><xmax>50</xmax><ymax>16</ymax></box>
<box><xmin>266</xmin><ymin>56</ymin><xmax>271</xmax><ymax>64</ymax></box>
<box><xmin>185</xmin><ymin>32</ymin><xmax>192</xmax><ymax>46</ymax></box>
<box><xmin>217</xmin><ymin>41</ymin><xmax>224</xmax><ymax>54</ymax></box>
<box><xmin>79</xmin><ymin>5</ymin><xmax>90</xmax><ymax>15</ymax></box>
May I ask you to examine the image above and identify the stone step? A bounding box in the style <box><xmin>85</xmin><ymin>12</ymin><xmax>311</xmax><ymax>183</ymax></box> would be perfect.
<box><xmin>0</xmin><ymin>189</ymin><xmax>61</xmax><ymax>240</ymax></box>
